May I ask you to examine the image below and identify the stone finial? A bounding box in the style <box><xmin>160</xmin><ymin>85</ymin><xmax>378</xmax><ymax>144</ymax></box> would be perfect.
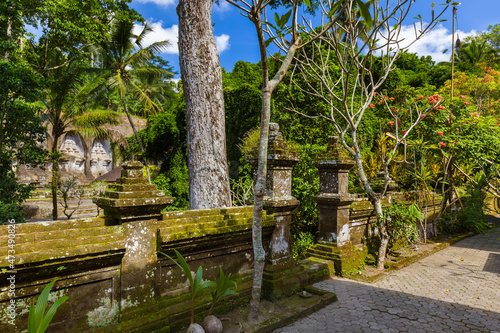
<box><xmin>269</xmin><ymin>122</ymin><xmax>280</xmax><ymax>137</ymax></box>
<box><xmin>94</xmin><ymin>161</ymin><xmax>173</xmax><ymax>224</ymax></box>
<box><xmin>315</xmin><ymin>136</ymin><xmax>355</xmax><ymax>169</ymax></box>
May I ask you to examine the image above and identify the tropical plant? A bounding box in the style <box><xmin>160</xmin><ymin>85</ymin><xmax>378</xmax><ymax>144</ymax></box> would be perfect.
<box><xmin>41</xmin><ymin>60</ymin><xmax>121</xmax><ymax>220</ymax></box>
<box><xmin>208</xmin><ymin>268</ymin><xmax>237</xmax><ymax>315</ymax></box>
<box><xmin>158</xmin><ymin>249</ymin><xmax>215</xmax><ymax>324</ymax></box>
<box><xmin>28</xmin><ymin>279</ymin><xmax>69</xmax><ymax>333</ymax></box>
<box><xmin>381</xmin><ymin>202</ymin><xmax>423</xmax><ymax>250</ymax></box>
<box><xmin>91</xmin><ymin>20</ymin><xmax>171</xmax><ymax>183</ymax></box>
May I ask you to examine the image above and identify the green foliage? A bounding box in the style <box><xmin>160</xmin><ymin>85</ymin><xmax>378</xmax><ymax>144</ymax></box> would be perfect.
<box><xmin>440</xmin><ymin>178</ymin><xmax>490</xmax><ymax>234</ymax></box>
<box><xmin>0</xmin><ymin>60</ymin><xmax>46</xmax><ymax>218</ymax></box>
<box><xmin>0</xmin><ymin>203</ymin><xmax>25</xmax><ymax>224</ymax></box>
<box><xmin>291</xmin><ymin>144</ymin><xmax>325</xmax><ymax>237</ymax></box>
<box><xmin>237</xmin><ymin>128</ymin><xmax>260</xmax><ymax>159</ymax></box>
<box><xmin>230</xmin><ymin>172</ymin><xmax>254</xmax><ymax>206</ymax></box>
<box><xmin>209</xmin><ymin>268</ymin><xmax>237</xmax><ymax>315</ymax></box>
<box><xmin>292</xmin><ymin>232</ymin><xmax>316</xmax><ymax>260</ymax></box>
<box><xmin>28</xmin><ymin>279</ymin><xmax>69</xmax><ymax>333</ymax></box>
<box><xmin>158</xmin><ymin>250</ymin><xmax>216</xmax><ymax>324</ymax></box>
<box><xmin>381</xmin><ymin>202</ymin><xmax>423</xmax><ymax>249</ymax></box>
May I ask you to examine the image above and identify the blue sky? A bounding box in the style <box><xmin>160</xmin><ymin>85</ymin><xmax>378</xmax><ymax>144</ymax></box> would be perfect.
<box><xmin>130</xmin><ymin>0</ymin><xmax>500</xmax><ymax>78</ymax></box>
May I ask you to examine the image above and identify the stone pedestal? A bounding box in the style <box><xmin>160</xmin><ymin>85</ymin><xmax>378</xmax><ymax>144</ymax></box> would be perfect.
<box><xmin>94</xmin><ymin>161</ymin><xmax>173</xmax><ymax>310</ymax></box>
<box><xmin>306</xmin><ymin>137</ymin><xmax>367</xmax><ymax>277</ymax></box>
<box><xmin>248</xmin><ymin>123</ymin><xmax>306</xmax><ymax>300</ymax></box>
<box><xmin>94</xmin><ymin>161</ymin><xmax>172</xmax><ymax>224</ymax></box>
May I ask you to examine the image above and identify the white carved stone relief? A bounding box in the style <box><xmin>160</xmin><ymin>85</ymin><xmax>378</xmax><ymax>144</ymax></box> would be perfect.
<box><xmin>90</xmin><ymin>140</ymin><xmax>112</xmax><ymax>176</ymax></box>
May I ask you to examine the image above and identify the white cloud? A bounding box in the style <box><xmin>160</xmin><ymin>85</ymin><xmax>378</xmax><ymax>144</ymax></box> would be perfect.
<box><xmin>215</xmin><ymin>34</ymin><xmax>230</xmax><ymax>53</ymax></box>
<box><xmin>133</xmin><ymin>22</ymin><xmax>179</xmax><ymax>54</ymax></box>
<box><xmin>379</xmin><ymin>23</ymin><xmax>477</xmax><ymax>63</ymax></box>
<box><xmin>134</xmin><ymin>21</ymin><xmax>230</xmax><ymax>55</ymax></box>
<box><xmin>213</xmin><ymin>1</ymin><xmax>232</xmax><ymax>13</ymax></box>
<box><xmin>134</xmin><ymin>0</ymin><xmax>176</xmax><ymax>7</ymax></box>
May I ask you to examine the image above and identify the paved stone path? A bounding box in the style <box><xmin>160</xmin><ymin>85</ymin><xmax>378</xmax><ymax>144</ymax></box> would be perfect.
<box><xmin>275</xmin><ymin>225</ymin><xmax>500</xmax><ymax>333</ymax></box>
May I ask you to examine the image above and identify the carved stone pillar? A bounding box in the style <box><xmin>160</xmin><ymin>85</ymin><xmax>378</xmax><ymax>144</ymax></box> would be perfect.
<box><xmin>247</xmin><ymin>123</ymin><xmax>306</xmax><ymax>300</ymax></box>
<box><xmin>94</xmin><ymin>161</ymin><xmax>173</xmax><ymax>310</ymax></box>
<box><xmin>306</xmin><ymin>137</ymin><xmax>367</xmax><ymax>277</ymax></box>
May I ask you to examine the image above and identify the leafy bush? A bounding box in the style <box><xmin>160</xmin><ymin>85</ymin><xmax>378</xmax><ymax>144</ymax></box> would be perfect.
<box><xmin>381</xmin><ymin>201</ymin><xmax>423</xmax><ymax>250</ymax></box>
<box><xmin>291</xmin><ymin>144</ymin><xmax>325</xmax><ymax>237</ymax></box>
<box><xmin>292</xmin><ymin>232</ymin><xmax>316</xmax><ymax>260</ymax></box>
<box><xmin>440</xmin><ymin>179</ymin><xmax>490</xmax><ymax>234</ymax></box>
<box><xmin>0</xmin><ymin>203</ymin><xmax>25</xmax><ymax>224</ymax></box>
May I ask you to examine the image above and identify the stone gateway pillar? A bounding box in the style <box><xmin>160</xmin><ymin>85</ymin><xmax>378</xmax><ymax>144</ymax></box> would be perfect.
<box><xmin>94</xmin><ymin>161</ymin><xmax>173</xmax><ymax>310</ymax></box>
<box><xmin>247</xmin><ymin>123</ymin><xmax>306</xmax><ymax>300</ymax></box>
<box><xmin>306</xmin><ymin>137</ymin><xmax>367</xmax><ymax>277</ymax></box>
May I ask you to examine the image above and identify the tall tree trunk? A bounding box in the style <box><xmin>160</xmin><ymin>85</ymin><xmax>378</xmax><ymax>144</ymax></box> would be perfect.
<box><xmin>248</xmin><ymin>8</ymin><xmax>300</xmax><ymax>318</ymax></box>
<box><xmin>50</xmin><ymin>136</ymin><xmax>60</xmax><ymax>220</ymax></box>
<box><xmin>177</xmin><ymin>0</ymin><xmax>231</xmax><ymax>209</ymax></box>
<box><xmin>119</xmin><ymin>90</ymin><xmax>151</xmax><ymax>183</ymax></box>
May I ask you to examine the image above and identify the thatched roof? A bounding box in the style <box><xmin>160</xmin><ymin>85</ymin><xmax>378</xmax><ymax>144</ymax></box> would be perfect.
<box><xmin>93</xmin><ymin>166</ymin><xmax>122</xmax><ymax>183</ymax></box>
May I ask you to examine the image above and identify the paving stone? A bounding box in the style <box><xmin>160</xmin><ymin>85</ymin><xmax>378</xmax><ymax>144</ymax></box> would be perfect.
<box><xmin>275</xmin><ymin>224</ymin><xmax>500</xmax><ymax>333</ymax></box>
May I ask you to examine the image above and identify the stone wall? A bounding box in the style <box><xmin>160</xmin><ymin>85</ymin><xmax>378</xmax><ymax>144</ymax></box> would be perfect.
<box><xmin>0</xmin><ymin>207</ymin><xmax>275</xmax><ymax>332</ymax></box>
<box><xmin>348</xmin><ymin>192</ymin><xmax>443</xmax><ymax>247</ymax></box>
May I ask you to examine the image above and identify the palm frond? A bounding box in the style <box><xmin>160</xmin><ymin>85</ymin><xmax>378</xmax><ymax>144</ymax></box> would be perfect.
<box><xmin>72</xmin><ymin>110</ymin><xmax>121</xmax><ymax>128</ymax></box>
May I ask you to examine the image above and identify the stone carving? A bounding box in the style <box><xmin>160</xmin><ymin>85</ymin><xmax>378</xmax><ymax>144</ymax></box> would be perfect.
<box><xmin>90</xmin><ymin>140</ymin><xmax>112</xmax><ymax>176</ymax></box>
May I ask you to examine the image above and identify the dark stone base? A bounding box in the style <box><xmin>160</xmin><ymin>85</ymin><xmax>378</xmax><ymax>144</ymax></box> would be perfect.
<box><xmin>262</xmin><ymin>259</ymin><xmax>307</xmax><ymax>301</ymax></box>
<box><xmin>306</xmin><ymin>242</ymin><xmax>368</xmax><ymax>277</ymax></box>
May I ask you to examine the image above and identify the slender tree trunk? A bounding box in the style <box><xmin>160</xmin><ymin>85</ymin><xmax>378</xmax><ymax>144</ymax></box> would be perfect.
<box><xmin>248</xmin><ymin>8</ymin><xmax>300</xmax><ymax>318</ymax></box>
<box><xmin>50</xmin><ymin>136</ymin><xmax>60</xmax><ymax>220</ymax></box>
<box><xmin>4</xmin><ymin>5</ymin><xmax>12</xmax><ymax>61</ymax></box>
<box><xmin>373</xmin><ymin>198</ymin><xmax>388</xmax><ymax>269</ymax></box>
<box><xmin>351</xmin><ymin>132</ymin><xmax>388</xmax><ymax>270</ymax></box>
<box><xmin>119</xmin><ymin>91</ymin><xmax>151</xmax><ymax>183</ymax></box>
<box><xmin>177</xmin><ymin>0</ymin><xmax>231</xmax><ymax>209</ymax></box>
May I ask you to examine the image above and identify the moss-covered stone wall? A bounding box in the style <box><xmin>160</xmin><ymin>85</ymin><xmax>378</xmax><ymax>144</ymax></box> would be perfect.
<box><xmin>0</xmin><ymin>206</ymin><xmax>275</xmax><ymax>332</ymax></box>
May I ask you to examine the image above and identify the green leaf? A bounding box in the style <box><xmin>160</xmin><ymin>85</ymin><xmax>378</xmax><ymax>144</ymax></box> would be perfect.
<box><xmin>274</xmin><ymin>12</ymin><xmax>280</xmax><ymax>27</ymax></box>
<box><xmin>431</xmin><ymin>2</ymin><xmax>435</xmax><ymax>8</ymax></box>
<box><xmin>38</xmin><ymin>296</ymin><xmax>69</xmax><ymax>333</ymax></box>
<box><xmin>327</xmin><ymin>1</ymin><xmax>342</xmax><ymax>18</ymax></box>
<box><xmin>281</xmin><ymin>10</ymin><xmax>292</xmax><ymax>28</ymax></box>
<box><xmin>302</xmin><ymin>0</ymin><xmax>311</xmax><ymax>7</ymax></box>
<box><xmin>265</xmin><ymin>37</ymin><xmax>276</xmax><ymax>48</ymax></box>
<box><xmin>356</xmin><ymin>0</ymin><xmax>372</xmax><ymax>26</ymax></box>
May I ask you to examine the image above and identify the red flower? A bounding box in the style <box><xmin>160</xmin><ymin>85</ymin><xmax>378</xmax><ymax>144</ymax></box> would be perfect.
<box><xmin>369</xmin><ymin>104</ymin><xmax>374</xmax><ymax>109</ymax></box>
<box><xmin>397</xmin><ymin>121</ymin><xmax>402</xmax><ymax>126</ymax></box>
<box><xmin>464</xmin><ymin>101</ymin><xmax>470</xmax><ymax>106</ymax></box>
<box><xmin>420</xmin><ymin>114</ymin><xmax>426</xmax><ymax>119</ymax></box>
<box><xmin>482</xmin><ymin>62</ymin><xmax>485</xmax><ymax>65</ymax></box>
<box><xmin>389</xmin><ymin>121</ymin><xmax>395</xmax><ymax>126</ymax></box>
<box><xmin>373</xmin><ymin>92</ymin><xmax>377</xmax><ymax>97</ymax></box>
<box><xmin>402</xmin><ymin>129</ymin><xmax>407</xmax><ymax>135</ymax></box>
<box><xmin>439</xmin><ymin>142</ymin><xmax>446</xmax><ymax>148</ymax></box>
<box><xmin>390</xmin><ymin>97</ymin><xmax>395</xmax><ymax>102</ymax></box>
<box><xmin>418</xmin><ymin>95</ymin><xmax>424</xmax><ymax>100</ymax></box>
<box><xmin>437</xmin><ymin>131</ymin><xmax>443</xmax><ymax>137</ymax></box>
<box><xmin>459</xmin><ymin>95</ymin><xmax>466</xmax><ymax>99</ymax></box>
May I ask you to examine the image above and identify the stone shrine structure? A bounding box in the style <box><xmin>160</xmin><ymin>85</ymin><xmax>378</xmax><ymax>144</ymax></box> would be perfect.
<box><xmin>14</xmin><ymin>115</ymin><xmax>146</xmax><ymax>186</ymax></box>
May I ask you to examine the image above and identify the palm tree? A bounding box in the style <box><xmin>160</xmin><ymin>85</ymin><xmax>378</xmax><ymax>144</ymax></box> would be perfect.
<box><xmin>456</xmin><ymin>37</ymin><xmax>489</xmax><ymax>66</ymax></box>
<box><xmin>42</xmin><ymin>61</ymin><xmax>121</xmax><ymax>220</ymax></box>
<box><xmin>91</xmin><ymin>20</ymin><xmax>171</xmax><ymax>182</ymax></box>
